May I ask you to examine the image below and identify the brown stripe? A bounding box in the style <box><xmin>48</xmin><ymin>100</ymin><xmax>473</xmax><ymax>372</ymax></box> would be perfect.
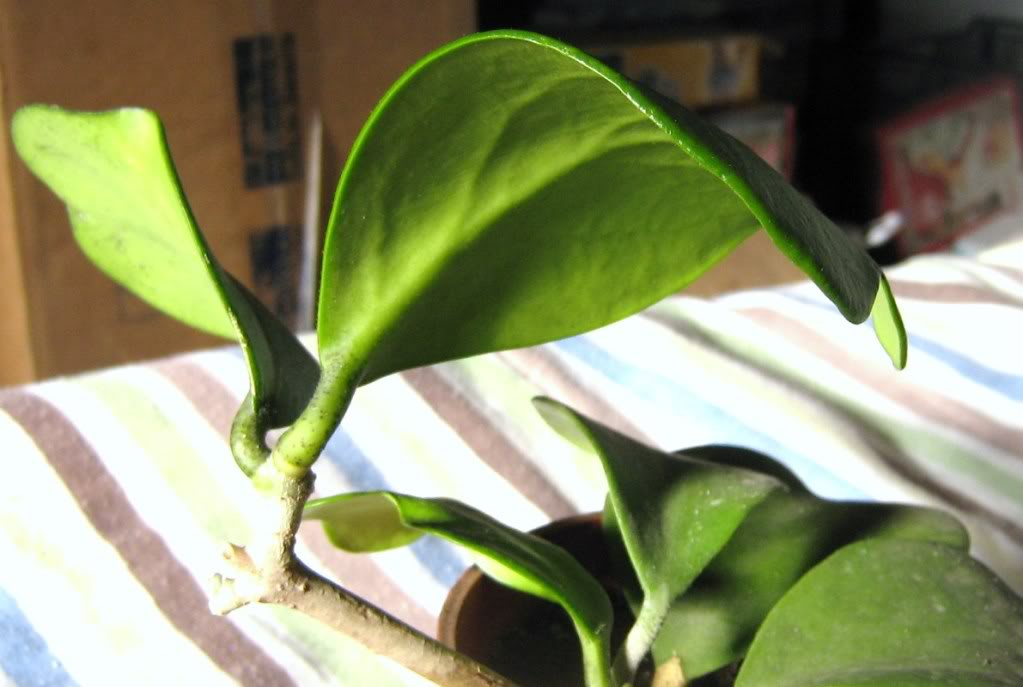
<box><xmin>887</xmin><ymin>279</ymin><xmax>1023</xmax><ymax>307</ymax></box>
<box><xmin>154</xmin><ymin>359</ymin><xmax>436</xmax><ymax>631</ymax></box>
<box><xmin>154</xmin><ymin>358</ymin><xmax>241</xmax><ymax>439</ymax></box>
<box><xmin>0</xmin><ymin>390</ymin><xmax>297</xmax><ymax>686</ymax></box>
<box><xmin>987</xmin><ymin>263</ymin><xmax>1023</xmax><ymax>286</ymax></box>
<box><xmin>498</xmin><ymin>347</ymin><xmax>653</xmax><ymax>444</ymax></box>
<box><xmin>730</xmin><ymin>309</ymin><xmax>1023</xmax><ymax>546</ymax></box>
<box><xmin>402</xmin><ymin>367</ymin><xmax>576</xmax><ymax>520</ymax></box>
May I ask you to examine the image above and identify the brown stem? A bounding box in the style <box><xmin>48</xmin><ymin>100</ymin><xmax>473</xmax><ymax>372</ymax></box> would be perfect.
<box><xmin>270</xmin><ymin>559</ymin><xmax>515</xmax><ymax>686</ymax></box>
<box><xmin>210</xmin><ymin>467</ymin><xmax>517</xmax><ymax>687</ymax></box>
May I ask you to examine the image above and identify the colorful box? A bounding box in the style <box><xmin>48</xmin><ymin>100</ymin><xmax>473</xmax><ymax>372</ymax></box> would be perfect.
<box><xmin>877</xmin><ymin>78</ymin><xmax>1023</xmax><ymax>257</ymax></box>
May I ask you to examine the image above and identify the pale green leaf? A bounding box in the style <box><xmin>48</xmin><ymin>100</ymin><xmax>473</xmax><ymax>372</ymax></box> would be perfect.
<box><xmin>302</xmin><ymin>492</ymin><xmax>421</xmax><ymax>552</ymax></box>
<box><xmin>872</xmin><ymin>273</ymin><xmax>907</xmax><ymax>369</ymax></box>
<box><xmin>12</xmin><ymin>106</ymin><xmax>318</xmax><ymax>470</ymax></box>
<box><xmin>12</xmin><ymin>107</ymin><xmax>232</xmax><ymax>336</ymax></box>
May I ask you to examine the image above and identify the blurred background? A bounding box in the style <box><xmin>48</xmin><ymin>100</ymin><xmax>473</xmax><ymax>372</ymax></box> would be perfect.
<box><xmin>3</xmin><ymin>0</ymin><xmax>1023</xmax><ymax>385</ymax></box>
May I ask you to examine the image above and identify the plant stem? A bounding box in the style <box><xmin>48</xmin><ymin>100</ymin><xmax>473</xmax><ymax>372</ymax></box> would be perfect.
<box><xmin>272</xmin><ymin>361</ymin><xmax>360</xmax><ymax>477</ymax></box>
<box><xmin>210</xmin><ymin>463</ymin><xmax>517</xmax><ymax>687</ymax></box>
<box><xmin>229</xmin><ymin>393</ymin><xmax>270</xmax><ymax>476</ymax></box>
<box><xmin>613</xmin><ymin>598</ymin><xmax>666</xmax><ymax>685</ymax></box>
<box><xmin>577</xmin><ymin>620</ymin><xmax>615</xmax><ymax>687</ymax></box>
<box><xmin>267</xmin><ymin>560</ymin><xmax>516</xmax><ymax>686</ymax></box>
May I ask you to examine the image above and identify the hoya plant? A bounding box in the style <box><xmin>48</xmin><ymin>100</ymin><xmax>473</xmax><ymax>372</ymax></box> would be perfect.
<box><xmin>13</xmin><ymin>30</ymin><xmax>1022</xmax><ymax>687</ymax></box>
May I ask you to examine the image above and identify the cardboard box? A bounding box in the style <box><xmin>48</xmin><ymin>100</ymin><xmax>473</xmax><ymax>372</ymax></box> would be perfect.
<box><xmin>0</xmin><ymin>0</ymin><xmax>474</xmax><ymax>385</ymax></box>
<box><xmin>588</xmin><ymin>35</ymin><xmax>761</xmax><ymax>110</ymax></box>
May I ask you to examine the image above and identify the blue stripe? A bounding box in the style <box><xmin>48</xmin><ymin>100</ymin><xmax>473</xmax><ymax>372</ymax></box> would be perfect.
<box><xmin>777</xmin><ymin>292</ymin><xmax>1023</xmax><ymax>403</ymax></box>
<box><xmin>0</xmin><ymin>585</ymin><xmax>76</xmax><ymax>687</ymax></box>
<box><xmin>903</xmin><ymin>336</ymin><xmax>1023</xmax><ymax>403</ymax></box>
<box><xmin>553</xmin><ymin>336</ymin><xmax>867</xmax><ymax>500</ymax></box>
<box><xmin>320</xmin><ymin>428</ymin><xmax>467</xmax><ymax>587</ymax></box>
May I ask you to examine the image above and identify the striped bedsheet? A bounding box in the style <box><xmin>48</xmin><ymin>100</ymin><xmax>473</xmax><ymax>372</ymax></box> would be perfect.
<box><xmin>2</xmin><ymin>248</ymin><xmax>1021</xmax><ymax>686</ymax></box>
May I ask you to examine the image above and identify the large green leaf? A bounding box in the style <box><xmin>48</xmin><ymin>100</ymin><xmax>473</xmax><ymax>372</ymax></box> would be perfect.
<box><xmin>304</xmin><ymin>491</ymin><xmax>615</xmax><ymax>687</ymax></box>
<box><xmin>736</xmin><ymin>538</ymin><xmax>1023</xmax><ymax>687</ymax></box>
<box><xmin>650</xmin><ymin>490</ymin><xmax>969</xmax><ymax>678</ymax></box>
<box><xmin>11</xmin><ymin>106</ymin><xmax>318</xmax><ymax>469</ymax></box>
<box><xmin>533</xmin><ymin>399</ymin><xmax>782</xmax><ymax>678</ymax></box>
<box><xmin>278</xmin><ymin>30</ymin><xmax>905</xmax><ymax>471</ymax></box>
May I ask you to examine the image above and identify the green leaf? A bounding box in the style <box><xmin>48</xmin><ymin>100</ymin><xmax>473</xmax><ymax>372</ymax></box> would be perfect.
<box><xmin>280</xmin><ymin>30</ymin><xmax>905</xmax><ymax>471</ymax></box>
<box><xmin>304</xmin><ymin>490</ymin><xmax>615</xmax><ymax>687</ymax></box>
<box><xmin>736</xmin><ymin>538</ymin><xmax>1023</xmax><ymax>687</ymax></box>
<box><xmin>11</xmin><ymin>106</ymin><xmax>318</xmax><ymax>470</ymax></box>
<box><xmin>534</xmin><ymin>399</ymin><xmax>782</xmax><ymax>676</ymax></box>
<box><xmin>599</xmin><ymin>445</ymin><xmax>969</xmax><ymax>678</ymax></box>
<box><xmin>651</xmin><ymin>490</ymin><xmax>969</xmax><ymax>679</ymax></box>
<box><xmin>301</xmin><ymin>492</ymin><xmax>422</xmax><ymax>552</ymax></box>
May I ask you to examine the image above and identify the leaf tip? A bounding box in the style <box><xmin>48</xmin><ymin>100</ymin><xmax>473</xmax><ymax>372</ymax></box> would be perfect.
<box><xmin>11</xmin><ymin>104</ymin><xmax>55</xmax><ymax>158</ymax></box>
<box><xmin>532</xmin><ymin>397</ymin><xmax>595</xmax><ymax>452</ymax></box>
<box><xmin>870</xmin><ymin>274</ymin><xmax>907</xmax><ymax>370</ymax></box>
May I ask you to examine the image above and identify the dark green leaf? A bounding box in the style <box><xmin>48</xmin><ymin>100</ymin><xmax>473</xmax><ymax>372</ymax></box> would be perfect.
<box><xmin>651</xmin><ymin>491</ymin><xmax>969</xmax><ymax>678</ymax></box>
<box><xmin>304</xmin><ymin>30</ymin><xmax>904</xmax><ymax>452</ymax></box>
<box><xmin>11</xmin><ymin>106</ymin><xmax>318</xmax><ymax>465</ymax></box>
<box><xmin>304</xmin><ymin>490</ymin><xmax>615</xmax><ymax>687</ymax></box>
<box><xmin>534</xmin><ymin>399</ymin><xmax>782</xmax><ymax>675</ymax></box>
<box><xmin>536</xmin><ymin>401</ymin><xmax>781</xmax><ymax>604</ymax></box>
<box><xmin>736</xmin><ymin>538</ymin><xmax>1023</xmax><ymax>687</ymax></box>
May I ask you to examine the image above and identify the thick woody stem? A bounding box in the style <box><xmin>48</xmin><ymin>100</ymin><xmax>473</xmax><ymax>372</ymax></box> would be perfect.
<box><xmin>210</xmin><ymin>465</ymin><xmax>517</xmax><ymax>687</ymax></box>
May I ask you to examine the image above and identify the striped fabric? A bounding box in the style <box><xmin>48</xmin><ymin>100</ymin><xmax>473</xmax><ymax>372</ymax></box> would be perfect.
<box><xmin>2</xmin><ymin>247</ymin><xmax>1021</xmax><ymax>685</ymax></box>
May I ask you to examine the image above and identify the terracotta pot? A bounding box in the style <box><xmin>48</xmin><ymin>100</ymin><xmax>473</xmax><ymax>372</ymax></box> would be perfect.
<box><xmin>437</xmin><ymin>513</ymin><xmax>631</xmax><ymax>687</ymax></box>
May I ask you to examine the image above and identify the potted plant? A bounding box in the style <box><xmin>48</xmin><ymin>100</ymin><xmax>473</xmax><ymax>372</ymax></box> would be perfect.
<box><xmin>12</xmin><ymin>30</ymin><xmax>1022</xmax><ymax>687</ymax></box>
